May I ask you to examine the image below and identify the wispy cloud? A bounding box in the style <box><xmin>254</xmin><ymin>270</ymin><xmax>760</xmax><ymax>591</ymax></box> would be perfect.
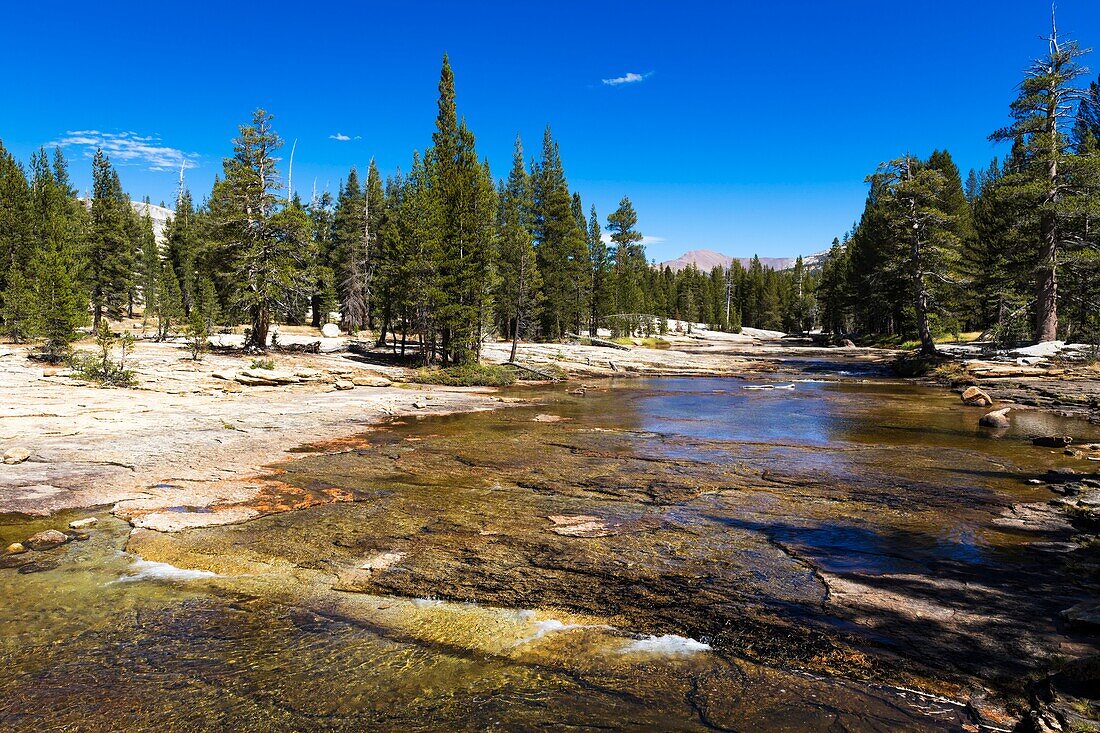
<box><xmin>601</xmin><ymin>234</ymin><xmax>665</xmax><ymax>246</ymax></box>
<box><xmin>52</xmin><ymin>130</ymin><xmax>200</xmax><ymax>172</ymax></box>
<box><xmin>329</xmin><ymin>132</ymin><xmax>362</xmax><ymax>142</ymax></box>
<box><xmin>602</xmin><ymin>72</ymin><xmax>650</xmax><ymax>86</ymax></box>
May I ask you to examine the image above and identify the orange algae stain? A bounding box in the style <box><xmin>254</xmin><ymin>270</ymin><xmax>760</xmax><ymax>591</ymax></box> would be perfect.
<box><xmin>218</xmin><ymin>479</ymin><xmax>358</xmax><ymax>518</ymax></box>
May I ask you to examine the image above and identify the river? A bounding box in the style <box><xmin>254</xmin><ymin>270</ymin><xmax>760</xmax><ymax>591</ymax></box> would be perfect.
<box><xmin>2</xmin><ymin>372</ymin><xmax>1098</xmax><ymax>731</ymax></box>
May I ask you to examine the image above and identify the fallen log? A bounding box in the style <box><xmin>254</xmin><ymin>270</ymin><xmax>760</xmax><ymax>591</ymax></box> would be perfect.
<box><xmin>566</xmin><ymin>332</ymin><xmax>630</xmax><ymax>351</ymax></box>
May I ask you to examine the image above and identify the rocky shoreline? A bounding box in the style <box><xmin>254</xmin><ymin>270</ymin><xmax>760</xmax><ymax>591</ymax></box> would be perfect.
<box><xmin>3</xmin><ymin>332</ymin><xmax>1099</xmax><ymax>731</ymax></box>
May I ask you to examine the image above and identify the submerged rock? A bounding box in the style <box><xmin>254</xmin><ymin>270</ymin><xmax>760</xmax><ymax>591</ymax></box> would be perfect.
<box><xmin>68</xmin><ymin>517</ymin><xmax>97</xmax><ymax>530</ymax></box>
<box><xmin>24</xmin><ymin>529</ymin><xmax>69</xmax><ymax>550</ymax></box>
<box><xmin>0</xmin><ymin>553</ymin><xmax>32</xmax><ymax>569</ymax></box>
<box><xmin>5</xmin><ymin>542</ymin><xmax>26</xmax><ymax>554</ymax></box>
<box><xmin>1034</xmin><ymin>435</ymin><xmax>1074</xmax><ymax>448</ymax></box>
<box><xmin>979</xmin><ymin>407</ymin><xmax>1011</xmax><ymax>428</ymax></box>
<box><xmin>546</xmin><ymin>515</ymin><xmax>618</xmax><ymax>538</ymax></box>
<box><xmin>358</xmin><ymin>551</ymin><xmax>407</xmax><ymax>573</ymax></box>
<box><xmin>17</xmin><ymin>558</ymin><xmax>60</xmax><ymax>574</ymax></box>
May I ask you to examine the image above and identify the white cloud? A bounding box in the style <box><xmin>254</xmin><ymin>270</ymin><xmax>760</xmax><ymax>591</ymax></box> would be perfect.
<box><xmin>601</xmin><ymin>233</ymin><xmax>665</xmax><ymax>246</ymax></box>
<box><xmin>52</xmin><ymin>130</ymin><xmax>199</xmax><ymax>172</ymax></box>
<box><xmin>329</xmin><ymin>132</ymin><xmax>351</xmax><ymax>141</ymax></box>
<box><xmin>602</xmin><ymin>72</ymin><xmax>649</xmax><ymax>86</ymax></box>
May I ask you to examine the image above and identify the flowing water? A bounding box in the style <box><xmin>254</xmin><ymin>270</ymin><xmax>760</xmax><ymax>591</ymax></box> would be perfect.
<box><xmin>3</xmin><ymin>373</ymin><xmax>1099</xmax><ymax>732</ymax></box>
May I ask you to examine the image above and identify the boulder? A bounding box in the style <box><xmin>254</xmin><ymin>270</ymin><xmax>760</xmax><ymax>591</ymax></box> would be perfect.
<box><xmin>841</xmin><ymin>339</ymin><xmax>856</xmax><ymax>348</ymax></box>
<box><xmin>961</xmin><ymin>386</ymin><xmax>993</xmax><ymax>407</ymax></box>
<box><xmin>1034</xmin><ymin>435</ymin><xmax>1073</xmax><ymax>448</ymax></box>
<box><xmin>5</xmin><ymin>542</ymin><xmax>26</xmax><ymax>555</ymax></box>
<box><xmin>979</xmin><ymin>408</ymin><xmax>1011</xmax><ymax>429</ymax></box>
<box><xmin>1045</xmin><ymin>467</ymin><xmax>1079</xmax><ymax>484</ymax></box>
<box><xmin>351</xmin><ymin>375</ymin><xmax>392</xmax><ymax>388</ymax></box>
<box><xmin>1063</xmin><ymin>601</ymin><xmax>1100</xmax><ymax>630</ymax></box>
<box><xmin>321</xmin><ymin>323</ymin><xmax>342</xmax><ymax>338</ymax></box>
<box><xmin>68</xmin><ymin>517</ymin><xmax>97</xmax><ymax>530</ymax></box>
<box><xmin>3</xmin><ymin>447</ymin><xmax>31</xmax><ymax>465</ymax></box>
<box><xmin>24</xmin><ymin>529</ymin><xmax>69</xmax><ymax>550</ymax></box>
<box><xmin>334</xmin><ymin>379</ymin><xmax>355</xmax><ymax>391</ymax></box>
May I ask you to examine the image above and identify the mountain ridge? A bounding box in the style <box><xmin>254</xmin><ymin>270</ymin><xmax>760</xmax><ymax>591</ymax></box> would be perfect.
<box><xmin>657</xmin><ymin>248</ymin><xmax>828</xmax><ymax>272</ymax></box>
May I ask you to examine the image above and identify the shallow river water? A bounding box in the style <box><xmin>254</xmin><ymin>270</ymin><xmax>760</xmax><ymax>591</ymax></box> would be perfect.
<box><xmin>3</xmin><ymin>374</ymin><xmax>1099</xmax><ymax>731</ymax></box>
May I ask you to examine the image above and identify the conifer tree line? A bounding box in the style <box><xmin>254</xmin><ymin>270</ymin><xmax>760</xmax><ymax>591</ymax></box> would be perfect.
<box><xmin>10</xmin><ymin>32</ymin><xmax>1094</xmax><ymax>364</ymax></box>
<box><xmin>1</xmin><ymin>55</ymin><xmax>815</xmax><ymax>364</ymax></box>
<box><xmin>815</xmin><ymin>21</ymin><xmax>1100</xmax><ymax>352</ymax></box>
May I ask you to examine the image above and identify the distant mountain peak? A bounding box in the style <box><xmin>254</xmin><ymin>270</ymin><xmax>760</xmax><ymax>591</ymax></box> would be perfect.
<box><xmin>657</xmin><ymin>249</ymin><xmax>812</xmax><ymax>272</ymax></box>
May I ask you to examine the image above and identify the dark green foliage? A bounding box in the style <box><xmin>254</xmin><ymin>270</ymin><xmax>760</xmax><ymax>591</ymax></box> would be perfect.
<box><xmin>496</xmin><ymin>136</ymin><xmax>539</xmax><ymax>361</ymax></box>
<box><xmin>88</xmin><ymin>149</ymin><xmax>134</xmax><ymax>328</ymax></box>
<box><xmin>210</xmin><ymin>109</ymin><xmax>315</xmax><ymax>350</ymax></box>
<box><xmin>533</xmin><ymin>127</ymin><xmax>589</xmax><ymax>339</ymax></box>
<box><xmin>32</xmin><ymin>244</ymin><xmax>88</xmax><ymax>360</ymax></box>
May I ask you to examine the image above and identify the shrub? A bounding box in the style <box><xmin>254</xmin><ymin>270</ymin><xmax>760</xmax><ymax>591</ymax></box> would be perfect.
<box><xmin>411</xmin><ymin>363</ymin><xmax>517</xmax><ymax>387</ymax></box>
<box><xmin>70</xmin><ymin>322</ymin><xmax>136</xmax><ymax>387</ymax></box>
<box><xmin>184</xmin><ymin>311</ymin><xmax>209</xmax><ymax>361</ymax></box>
<box><xmin>250</xmin><ymin>358</ymin><xmax>276</xmax><ymax>370</ymax></box>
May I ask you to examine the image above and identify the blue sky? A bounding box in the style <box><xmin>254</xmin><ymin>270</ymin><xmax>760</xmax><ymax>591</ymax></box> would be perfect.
<box><xmin>3</xmin><ymin>1</ymin><xmax>1099</xmax><ymax>262</ymax></box>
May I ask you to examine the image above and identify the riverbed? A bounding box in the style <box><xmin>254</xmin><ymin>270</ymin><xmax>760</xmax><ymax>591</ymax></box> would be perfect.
<box><xmin>2</xmin><ymin>372</ymin><xmax>1098</xmax><ymax>731</ymax></box>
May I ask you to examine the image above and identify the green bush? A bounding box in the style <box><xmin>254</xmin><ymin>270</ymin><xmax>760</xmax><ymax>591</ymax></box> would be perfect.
<box><xmin>411</xmin><ymin>363</ymin><xmax>517</xmax><ymax>387</ymax></box>
<box><xmin>70</xmin><ymin>322</ymin><xmax>136</xmax><ymax>387</ymax></box>
<box><xmin>250</xmin><ymin>358</ymin><xmax>276</xmax><ymax>370</ymax></box>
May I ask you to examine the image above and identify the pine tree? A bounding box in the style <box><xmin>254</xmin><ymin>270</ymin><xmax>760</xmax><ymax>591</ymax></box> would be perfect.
<box><xmin>990</xmin><ymin>16</ymin><xmax>1092</xmax><ymax>341</ymax></box>
<box><xmin>533</xmin><ymin>127</ymin><xmax>589</xmax><ymax>339</ymax></box>
<box><xmin>210</xmin><ymin>109</ymin><xmax>313</xmax><ymax>350</ymax></box>
<box><xmin>88</xmin><ymin>149</ymin><xmax>132</xmax><ymax>328</ymax></box>
<box><xmin>884</xmin><ymin>156</ymin><xmax>962</xmax><ymax>352</ymax></box>
<box><xmin>588</xmin><ymin>204</ymin><xmax>613</xmax><ymax>335</ymax></box>
<box><xmin>429</xmin><ymin>56</ymin><xmax>498</xmax><ymax>364</ymax></box>
<box><xmin>1</xmin><ymin>268</ymin><xmax>35</xmax><ymax>342</ymax></box>
<box><xmin>817</xmin><ymin>237</ymin><xmax>850</xmax><ymax>335</ymax></box>
<box><xmin>607</xmin><ymin>196</ymin><xmax>645</xmax><ymax>333</ymax></box>
<box><xmin>307</xmin><ymin>188</ymin><xmax>336</xmax><ymax>327</ymax></box>
<box><xmin>154</xmin><ymin>261</ymin><xmax>184</xmax><ymax>340</ymax></box>
<box><xmin>1072</xmin><ymin>75</ymin><xmax>1100</xmax><ymax>151</ymax></box>
<box><xmin>32</xmin><ymin>244</ymin><xmax>87</xmax><ymax>360</ymax></box>
<box><xmin>136</xmin><ymin>202</ymin><xmax>160</xmax><ymax>329</ymax></box>
<box><xmin>165</xmin><ymin>189</ymin><xmax>200</xmax><ymax>316</ymax></box>
<box><xmin>332</xmin><ymin>167</ymin><xmax>368</xmax><ymax>331</ymax></box>
<box><xmin>0</xmin><ymin>141</ymin><xmax>32</xmax><ymax>293</ymax></box>
<box><xmin>497</xmin><ymin>135</ymin><xmax>539</xmax><ymax>361</ymax></box>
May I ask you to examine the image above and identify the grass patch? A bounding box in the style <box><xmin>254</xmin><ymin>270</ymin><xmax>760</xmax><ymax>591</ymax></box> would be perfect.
<box><xmin>411</xmin><ymin>363</ymin><xmax>517</xmax><ymax>387</ymax></box>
